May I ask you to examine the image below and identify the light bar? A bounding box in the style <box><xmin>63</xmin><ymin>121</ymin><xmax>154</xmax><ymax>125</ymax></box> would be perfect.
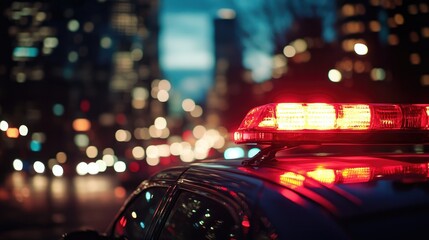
<box><xmin>234</xmin><ymin>103</ymin><xmax>429</xmax><ymax>145</ymax></box>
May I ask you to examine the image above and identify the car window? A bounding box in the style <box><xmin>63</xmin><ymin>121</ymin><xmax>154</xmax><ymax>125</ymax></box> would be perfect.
<box><xmin>113</xmin><ymin>187</ymin><xmax>167</xmax><ymax>240</ymax></box>
<box><xmin>159</xmin><ymin>191</ymin><xmax>240</xmax><ymax>240</ymax></box>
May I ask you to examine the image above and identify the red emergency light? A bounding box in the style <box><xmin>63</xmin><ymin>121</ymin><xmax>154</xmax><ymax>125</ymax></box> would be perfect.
<box><xmin>234</xmin><ymin>103</ymin><xmax>429</xmax><ymax>145</ymax></box>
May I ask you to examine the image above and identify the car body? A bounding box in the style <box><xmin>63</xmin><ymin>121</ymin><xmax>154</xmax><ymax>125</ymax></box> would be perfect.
<box><xmin>62</xmin><ymin>103</ymin><xmax>429</xmax><ymax>239</ymax></box>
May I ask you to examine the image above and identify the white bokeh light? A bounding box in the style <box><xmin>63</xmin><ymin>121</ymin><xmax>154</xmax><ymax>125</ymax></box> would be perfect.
<box><xmin>52</xmin><ymin>165</ymin><xmax>64</xmax><ymax>177</ymax></box>
<box><xmin>354</xmin><ymin>43</ymin><xmax>368</xmax><ymax>55</ymax></box>
<box><xmin>13</xmin><ymin>159</ymin><xmax>23</xmax><ymax>171</ymax></box>
<box><xmin>33</xmin><ymin>161</ymin><xmax>45</xmax><ymax>174</ymax></box>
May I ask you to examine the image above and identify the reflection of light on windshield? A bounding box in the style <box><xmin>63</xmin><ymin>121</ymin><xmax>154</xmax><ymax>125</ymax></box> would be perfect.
<box><xmin>119</xmin><ymin>216</ymin><xmax>127</xmax><ymax>227</ymax></box>
<box><xmin>145</xmin><ymin>191</ymin><xmax>152</xmax><ymax>202</ymax></box>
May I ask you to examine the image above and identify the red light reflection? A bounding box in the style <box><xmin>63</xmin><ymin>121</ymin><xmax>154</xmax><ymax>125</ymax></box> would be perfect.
<box><xmin>279</xmin><ymin>172</ymin><xmax>305</xmax><ymax>188</ymax></box>
<box><xmin>298</xmin><ymin>163</ymin><xmax>428</xmax><ymax>185</ymax></box>
<box><xmin>241</xmin><ymin>215</ymin><xmax>250</xmax><ymax>235</ymax></box>
<box><xmin>340</xmin><ymin>167</ymin><xmax>371</xmax><ymax>183</ymax></box>
<box><xmin>119</xmin><ymin>216</ymin><xmax>127</xmax><ymax>227</ymax></box>
<box><xmin>307</xmin><ymin>168</ymin><xmax>336</xmax><ymax>184</ymax></box>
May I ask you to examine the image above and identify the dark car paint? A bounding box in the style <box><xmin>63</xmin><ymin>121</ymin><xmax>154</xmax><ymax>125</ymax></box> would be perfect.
<box><xmin>102</xmin><ymin>153</ymin><xmax>429</xmax><ymax>239</ymax></box>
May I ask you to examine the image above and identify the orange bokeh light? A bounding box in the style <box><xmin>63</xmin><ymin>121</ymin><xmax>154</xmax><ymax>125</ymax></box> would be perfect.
<box><xmin>6</xmin><ymin>128</ymin><xmax>19</xmax><ymax>138</ymax></box>
<box><xmin>72</xmin><ymin>118</ymin><xmax>91</xmax><ymax>132</ymax></box>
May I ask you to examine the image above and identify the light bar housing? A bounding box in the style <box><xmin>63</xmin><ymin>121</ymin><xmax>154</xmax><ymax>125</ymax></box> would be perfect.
<box><xmin>234</xmin><ymin>103</ymin><xmax>429</xmax><ymax>145</ymax></box>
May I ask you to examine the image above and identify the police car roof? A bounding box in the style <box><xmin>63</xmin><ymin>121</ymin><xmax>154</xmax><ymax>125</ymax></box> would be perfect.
<box><xmin>150</xmin><ymin>151</ymin><xmax>429</xmax><ymax>220</ymax></box>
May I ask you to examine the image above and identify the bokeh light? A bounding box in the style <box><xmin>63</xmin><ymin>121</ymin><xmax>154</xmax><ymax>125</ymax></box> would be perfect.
<box><xmin>283</xmin><ymin>45</ymin><xmax>296</xmax><ymax>58</ymax></box>
<box><xmin>182</xmin><ymin>98</ymin><xmax>196</xmax><ymax>112</ymax></box>
<box><xmin>328</xmin><ymin>69</ymin><xmax>342</xmax><ymax>82</ymax></box>
<box><xmin>132</xmin><ymin>146</ymin><xmax>145</xmax><ymax>160</ymax></box>
<box><xmin>72</xmin><ymin>118</ymin><xmax>91</xmax><ymax>132</ymax></box>
<box><xmin>354</xmin><ymin>43</ymin><xmax>368</xmax><ymax>55</ymax></box>
<box><xmin>53</xmin><ymin>103</ymin><xmax>65</xmax><ymax>116</ymax></box>
<box><xmin>68</xmin><ymin>19</ymin><xmax>80</xmax><ymax>32</ymax></box>
<box><xmin>13</xmin><ymin>159</ymin><xmax>23</xmax><ymax>171</ymax></box>
<box><xmin>6</xmin><ymin>128</ymin><xmax>19</xmax><ymax>138</ymax></box>
<box><xmin>103</xmin><ymin>154</ymin><xmax>116</xmax><ymax>167</ymax></box>
<box><xmin>96</xmin><ymin>159</ymin><xmax>107</xmax><ymax>172</ymax></box>
<box><xmin>86</xmin><ymin>146</ymin><xmax>98</xmax><ymax>159</ymax></box>
<box><xmin>33</xmin><ymin>161</ymin><xmax>45</xmax><ymax>174</ymax></box>
<box><xmin>76</xmin><ymin>162</ymin><xmax>88</xmax><ymax>175</ymax></box>
<box><xmin>115</xmin><ymin>129</ymin><xmax>132</xmax><ymax>142</ymax></box>
<box><xmin>113</xmin><ymin>161</ymin><xmax>126</xmax><ymax>173</ymax></box>
<box><xmin>0</xmin><ymin>120</ymin><xmax>8</xmax><ymax>131</ymax></box>
<box><xmin>52</xmin><ymin>165</ymin><xmax>64</xmax><ymax>177</ymax></box>
<box><xmin>154</xmin><ymin>117</ymin><xmax>167</xmax><ymax>130</ymax></box>
<box><xmin>56</xmin><ymin>152</ymin><xmax>67</xmax><ymax>164</ymax></box>
<box><xmin>74</xmin><ymin>134</ymin><xmax>89</xmax><ymax>148</ymax></box>
<box><xmin>30</xmin><ymin>140</ymin><xmax>42</xmax><ymax>152</ymax></box>
<box><xmin>19</xmin><ymin>125</ymin><xmax>28</xmax><ymax>136</ymax></box>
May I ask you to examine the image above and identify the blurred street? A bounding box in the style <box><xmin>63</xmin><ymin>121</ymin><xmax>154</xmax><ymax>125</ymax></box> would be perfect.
<box><xmin>0</xmin><ymin>172</ymin><xmax>130</xmax><ymax>240</ymax></box>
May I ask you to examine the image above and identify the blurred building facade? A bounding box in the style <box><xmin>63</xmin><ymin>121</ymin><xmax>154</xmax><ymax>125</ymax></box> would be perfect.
<box><xmin>335</xmin><ymin>0</ymin><xmax>429</xmax><ymax>102</ymax></box>
<box><xmin>0</xmin><ymin>0</ymin><xmax>428</xmax><ymax>179</ymax></box>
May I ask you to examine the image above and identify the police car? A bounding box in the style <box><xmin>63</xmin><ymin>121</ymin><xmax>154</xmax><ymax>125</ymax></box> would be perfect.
<box><xmin>62</xmin><ymin>102</ymin><xmax>429</xmax><ymax>239</ymax></box>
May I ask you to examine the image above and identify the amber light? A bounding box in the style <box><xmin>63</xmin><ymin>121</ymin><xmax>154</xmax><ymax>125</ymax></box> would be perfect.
<box><xmin>275</xmin><ymin>103</ymin><xmax>336</xmax><ymax>130</ymax></box>
<box><xmin>339</xmin><ymin>167</ymin><xmax>372</xmax><ymax>183</ymax></box>
<box><xmin>307</xmin><ymin>169</ymin><xmax>336</xmax><ymax>184</ymax></box>
<box><xmin>306</xmin><ymin>167</ymin><xmax>372</xmax><ymax>184</ymax></box>
<box><xmin>279</xmin><ymin>172</ymin><xmax>305</xmax><ymax>188</ymax></box>
<box><xmin>336</xmin><ymin>104</ymin><xmax>371</xmax><ymax>129</ymax></box>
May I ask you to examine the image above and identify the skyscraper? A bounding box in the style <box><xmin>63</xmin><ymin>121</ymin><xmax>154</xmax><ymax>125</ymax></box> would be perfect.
<box><xmin>337</xmin><ymin>0</ymin><xmax>429</xmax><ymax>102</ymax></box>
